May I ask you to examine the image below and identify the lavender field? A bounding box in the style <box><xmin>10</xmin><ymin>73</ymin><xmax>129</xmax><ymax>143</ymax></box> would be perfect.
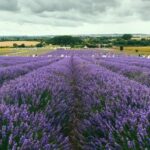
<box><xmin>0</xmin><ymin>50</ymin><xmax>150</xmax><ymax>150</ymax></box>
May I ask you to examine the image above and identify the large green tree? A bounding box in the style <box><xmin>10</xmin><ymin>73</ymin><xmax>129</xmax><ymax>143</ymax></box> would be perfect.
<box><xmin>122</xmin><ymin>34</ymin><xmax>133</xmax><ymax>40</ymax></box>
<box><xmin>49</xmin><ymin>36</ymin><xmax>82</xmax><ymax>46</ymax></box>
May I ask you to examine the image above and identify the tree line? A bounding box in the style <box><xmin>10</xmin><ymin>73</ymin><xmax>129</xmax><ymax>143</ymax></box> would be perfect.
<box><xmin>1</xmin><ymin>34</ymin><xmax>150</xmax><ymax>48</ymax></box>
<box><xmin>43</xmin><ymin>34</ymin><xmax>150</xmax><ymax>48</ymax></box>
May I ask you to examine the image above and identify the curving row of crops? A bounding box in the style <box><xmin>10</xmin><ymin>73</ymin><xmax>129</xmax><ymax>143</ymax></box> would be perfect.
<box><xmin>0</xmin><ymin>50</ymin><xmax>150</xmax><ymax>149</ymax></box>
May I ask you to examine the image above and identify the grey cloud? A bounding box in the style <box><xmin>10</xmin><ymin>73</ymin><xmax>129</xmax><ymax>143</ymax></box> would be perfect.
<box><xmin>0</xmin><ymin>0</ymin><xmax>150</xmax><ymax>33</ymax></box>
<box><xmin>22</xmin><ymin>0</ymin><xmax>119</xmax><ymax>14</ymax></box>
<box><xmin>19</xmin><ymin>0</ymin><xmax>120</xmax><ymax>26</ymax></box>
<box><xmin>134</xmin><ymin>0</ymin><xmax>150</xmax><ymax>20</ymax></box>
<box><xmin>0</xmin><ymin>0</ymin><xmax>121</xmax><ymax>27</ymax></box>
<box><xmin>0</xmin><ymin>0</ymin><xmax>18</xmax><ymax>11</ymax></box>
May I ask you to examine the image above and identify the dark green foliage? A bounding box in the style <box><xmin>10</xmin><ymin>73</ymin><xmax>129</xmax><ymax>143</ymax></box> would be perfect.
<box><xmin>0</xmin><ymin>133</ymin><xmax>10</xmax><ymax>150</ymax></box>
<box><xmin>92</xmin><ymin>96</ymin><xmax>106</xmax><ymax>112</ymax></box>
<box><xmin>113</xmin><ymin>123</ymin><xmax>149</xmax><ymax>150</ymax></box>
<box><xmin>122</xmin><ymin>34</ymin><xmax>133</xmax><ymax>40</ymax></box>
<box><xmin>86</xmin><ymin>43</ymin><xmax>98</xmax><ymax>48</ymax></box>
<box><xmin>114</xmin><ymin>38</ymin><xmax>150</xmax><ymax>46</ymax></box>
<box><xmin>13</xmin><ymin>43</ymin><xmax>25</xmax><ymax>48</ymax></box>
<box><xmin>47</xmin><ymin>36</ymin><xmax>82</xmax><ymax>46</ymax></box>
<box><xmin>135</xmin><ymin>49</ymin><xmax>139</xmax><ymax>53</ymax></box>
<box><xmin>28</xmin><ymin>91</ymin><xmax>51</xmax><ymax>112</ymax></box>
<box><xmin>120</xmin><ymin>46</ymin><xmax>124</xmax><ymax>51</ymax></box>
<box><xmin>13</xmin><ymin>43</ymin><xmax>18</xmax><ymax>47</ymax></box>
<box><xmin>36</xmin><ymin>42</ymin><xmax>43</xmax><ymax>47</ymax></box>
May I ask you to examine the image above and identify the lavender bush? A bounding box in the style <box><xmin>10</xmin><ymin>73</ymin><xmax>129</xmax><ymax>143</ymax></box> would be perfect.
<box><xmin>0</xmin><ymin>50</ymin><xmax>150</xmax><ymax>149</ymax></box>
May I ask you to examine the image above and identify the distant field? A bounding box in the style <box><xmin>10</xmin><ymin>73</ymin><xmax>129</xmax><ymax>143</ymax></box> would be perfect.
<box><xmin>114</xmin><ymin>46</ymin><xmax>150</xmax><ymax>56</ymax></box>
<box><xmin>0</xmin><ymin>41</ymin><xmax>40</xmax><ymax>47</ymax></box>
<box><xmin>1</xmin><ymin>45</ymin><xmax>150</xmax><ymax>57</ymax></box>
<box><xmin>0</xmin><ymin>46</ymin><xmax>56</xmax><ymax>56</ymax></box>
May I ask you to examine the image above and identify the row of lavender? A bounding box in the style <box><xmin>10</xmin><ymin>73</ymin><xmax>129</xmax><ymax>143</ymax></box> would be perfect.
<box><xmin>0</xmin><ymin>58</ymin><xmax>72</xmax><ymax>149</ymax></box>
<box><xmin>0</xmin><ymin>50</ymin><xmax>150</xmax><ymax>149</ymax></box>
<box><xmin>84</xmin><ymin>55</ymin><xmax>150</xmax><ymax>87</ymax></box>
<box><xmin>0</xmin><ymin>57</ymin><xmax>44</xmax><ymax>67</ymax></box>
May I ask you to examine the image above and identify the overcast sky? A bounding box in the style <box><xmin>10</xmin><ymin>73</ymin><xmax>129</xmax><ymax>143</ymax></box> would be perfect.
<box><xmin>0</xmin><ymin>0</ymin><xmax>150</xmax><ymax>35</ymax></box>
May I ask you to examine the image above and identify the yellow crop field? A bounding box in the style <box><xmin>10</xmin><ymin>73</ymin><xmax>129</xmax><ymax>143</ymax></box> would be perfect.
<box><xmin>113</xmin><ymin>46</ymin><xmax>150</xmax><ymax>56</ymax></box>
<box><xmin>0</xmin><ymin>41</ymin><xmax>40</xmax><ymax>47</ymax></box>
